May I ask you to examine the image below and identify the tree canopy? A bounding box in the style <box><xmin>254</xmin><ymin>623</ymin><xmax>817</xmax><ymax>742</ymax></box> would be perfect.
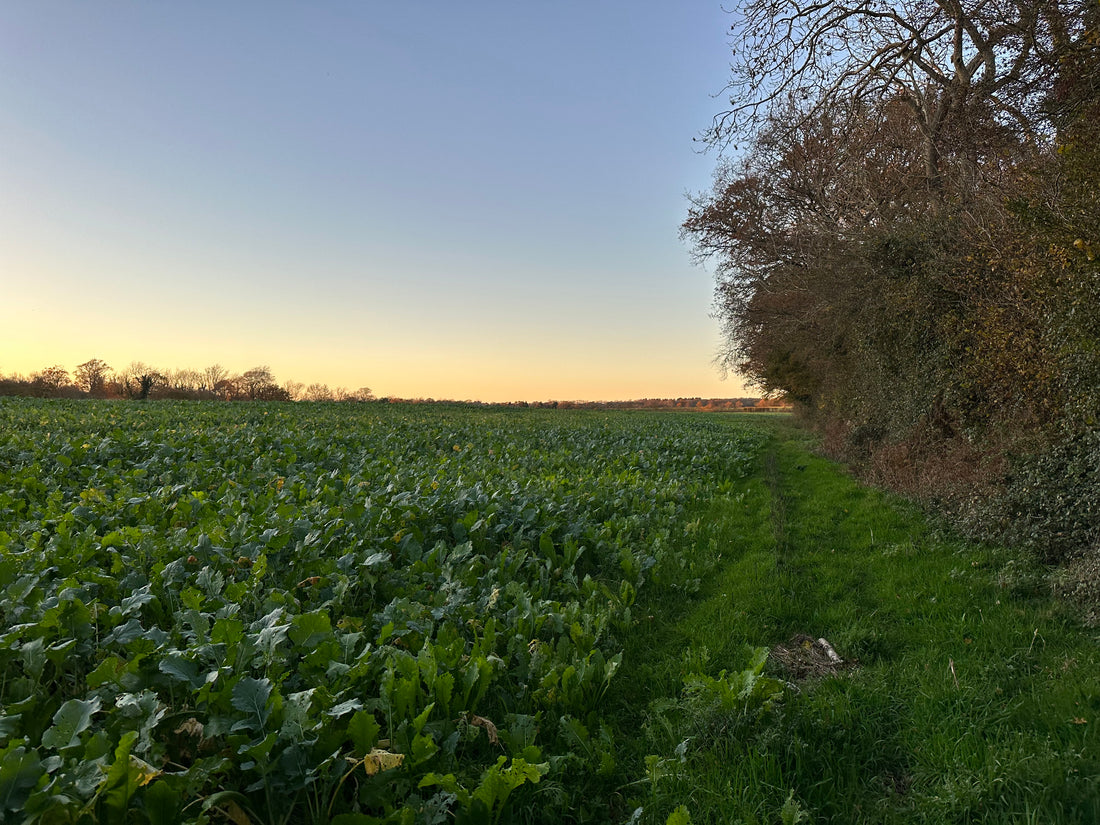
<box><xmin>685</xmin><ymin>0</ymin><xmax>1100</xmax><ymax>557</ymax></box>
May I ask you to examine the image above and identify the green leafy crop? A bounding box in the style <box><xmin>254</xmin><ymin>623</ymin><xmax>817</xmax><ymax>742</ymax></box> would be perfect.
<box><xmin>0</xmin><ymin>399</ymin><xmax>765</xmax><ymax>823</ymax></box>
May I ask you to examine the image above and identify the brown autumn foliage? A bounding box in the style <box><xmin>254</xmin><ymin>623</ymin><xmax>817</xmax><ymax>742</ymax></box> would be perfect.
<box><xmin>685</xmin><ymin>2</ymin><xmax>1100</xmax><ymax>558</ymax></box>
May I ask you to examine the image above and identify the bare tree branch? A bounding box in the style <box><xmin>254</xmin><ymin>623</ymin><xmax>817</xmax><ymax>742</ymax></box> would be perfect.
<box><xmin>709</xmin><ymin>0</ymin><xmax>1086</xmax><ymax>185</ymax></box>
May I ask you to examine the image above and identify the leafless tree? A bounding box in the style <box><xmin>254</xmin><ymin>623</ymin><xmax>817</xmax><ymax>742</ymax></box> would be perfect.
<box><xmin>202</xmin><ymin>364</ymin><xmax>228</xmax><ymax>394</ymax></box>
<box><xmin>712</xmin><ymin>0</ymin><xmax>1085</xmax><ymax>186</ymax></box>
<box><xmin>283</xmin><ymin>379</ymin><xmax>304</xmax><ymax>401</ymax></box>
<box><xmin>167</xmin><ymin>368</ymin><xmax>203</xmax><ymax>393</ymax></box>
<box><xmin>303</xmin><ymin>383</ymin><xmax>335</xmax><ymax>402</ymax></box>
<box><xmin>330</xmin><ymin>386</ymin><xmax>374</xmax><ymax>402</ymax></box>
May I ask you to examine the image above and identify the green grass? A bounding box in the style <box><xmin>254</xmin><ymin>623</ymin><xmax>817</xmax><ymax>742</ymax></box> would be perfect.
<box><xmin>605</xmin><ymin>418</ymin><xmax>1100</xmax><ymax>824</ymax></box>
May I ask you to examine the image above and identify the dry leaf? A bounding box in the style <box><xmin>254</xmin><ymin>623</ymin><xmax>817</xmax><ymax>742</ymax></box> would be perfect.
<box><xmin>175</xmin><ymin>717</ymin><xmax>204</xmax><ymax>738</ymax></box>
<box><xmin>469</xmin><ymin>714</ymin><xmax>500</xmax><ymax>746</ymax></box>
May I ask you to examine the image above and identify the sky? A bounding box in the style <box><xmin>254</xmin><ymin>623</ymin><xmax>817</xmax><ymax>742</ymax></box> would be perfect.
<box><xmin>1</xmin><ymin>2</ymin><xmax>748</xmax><ymax>402</ymax></box>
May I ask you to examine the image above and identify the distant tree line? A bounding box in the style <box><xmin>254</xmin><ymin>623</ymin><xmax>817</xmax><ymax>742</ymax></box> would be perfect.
<box><xmin>683</xmin><ymin>1</ymin><xmax>1100</xmax><ymax>559</ymax></box>
<box><xmin>512</xmin><ymin>397</ymin><xmax>787</xmax><ymax>411</ymax></box>
<box><xmin>0</xmin><ymin>364</ymin><xmax>779</xmax><ymax>412</ymax></box>
<box><xmin>0</xmin><ymin>360</ymin><xmax>374</xmax><ymax>403</ymax></box>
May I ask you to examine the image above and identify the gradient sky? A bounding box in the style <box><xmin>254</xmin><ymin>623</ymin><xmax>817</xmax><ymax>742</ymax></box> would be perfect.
<box><xmin>1</xmin><ymin>2</ymin><xmax>747</xmax><ymax>402</ymax></box>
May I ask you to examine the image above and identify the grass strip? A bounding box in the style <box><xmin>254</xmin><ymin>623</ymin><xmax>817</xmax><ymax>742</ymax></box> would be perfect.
<box><xmin>607</xmin><ymin>418</ymin><xmax>1100</xmax><ymax>824</ymax></box>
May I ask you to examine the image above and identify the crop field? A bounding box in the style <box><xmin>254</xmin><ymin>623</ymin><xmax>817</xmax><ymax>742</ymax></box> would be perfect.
<box><xmin>0</xmin><ymin>399</ymin><xmax>766</xmax><ymax>824</ymax></box>
<box><xmin>5</xmin><ymin>399</ymin><xmax>1100</xmax><ymax>825</ymax></box>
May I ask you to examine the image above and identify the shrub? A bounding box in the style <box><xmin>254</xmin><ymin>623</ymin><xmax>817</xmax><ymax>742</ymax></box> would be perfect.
<box><xmin>999</xmin><ymin>428</ymin><xmax>1100</xmax><ymax>562</ymax></box>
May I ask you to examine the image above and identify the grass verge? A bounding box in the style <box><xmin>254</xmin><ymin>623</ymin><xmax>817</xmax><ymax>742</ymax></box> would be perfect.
<box><xmin>604</xmin><ymin>417</ymin><xmax>1100</xmax><ymax>824</ymax></box>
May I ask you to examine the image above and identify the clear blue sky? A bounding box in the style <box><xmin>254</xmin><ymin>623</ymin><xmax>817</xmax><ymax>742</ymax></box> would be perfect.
<box><xmin>1</xmin><ymin>1</ymin><xmax>747</xmax><ymax>401</ymax></box>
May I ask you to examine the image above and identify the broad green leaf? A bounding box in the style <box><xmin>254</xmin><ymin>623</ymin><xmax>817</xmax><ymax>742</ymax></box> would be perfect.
<box><xmin>470</xmin><ymin>756</ymin><xmax>547</xmax><ymax>815</ymax></box>
<box><xmin>418</xmin><ymin>771</ymin><xmax>466</xmax><ymax>798</ymax></box>
<box><xmin>0</xmin><ymin>745</ymin><xmax>45</xmax><ymax>812</ymax></box>
<box><xmin>539</xmin><ymin>531</ymin><xmax>556</xmax><ymax>560</ymax></box>
<box><xmin>289</xmin><ymin>611</ymin><xmax>333</xmax><ymax>648</ymax></box>
<box><xmin>360</xmin><ymin>552</ymin><xmax>389</xmax><ymax>570</ymax></box>
<box><xmin>117</xmin><ymin>583</ymin><xmax>154</xmax><ymax>617</ymax></box>
<box><xmin>143</xmin><ymin>780</ymin><xmax>180</xmax><ymax>825</ymax></box>
<box><xmin>0</xmin><ymin>716</ymin><xmax>21</xmax><ymax>740</ymax></box>
<box><xmin>158</xmin><ymin>654</ymin><xmax>202</xmax><ymax>688</ymax></box>
<box><xmin>327</xmin><ymin>698</ymin><xmax>363</xmax><ymax>718</ymax></box>
<box><xmin>101</xmin><ymin>530</ymin><xmax>126</xmax><ymax>548</ymax></box>
<box><xmin>19</xmin><ymin>637</ymin><xmax>46</xmax><ymax>681</ymax></box>
<box><xmin>201</xmin><ymin>790</ymin><xmax>257</xmax><ymax>824</ymax></box>
<box><xmin>254</xmin><ymin>621</ymin><xmax>290</xmax><ymax>662</ymax></box>
<box><xmin>196</xmin><ymin>566</ymin><xmax>225</xmax><ymax>597</ymax></box>
<box><xmin>231</xmin><ymin>676</ymin><xmax>273</xmax><ymax>730</ymax></box>
<box><xmin>103</xmin><ymin>730</ymin><xmax>162</xmax><ymax>818</ymax></box>
<box><xmin>41</xmin><ymin>696</ymin><xmax>101</xmax><ymax>750</ymax></box>
<box><xmin>410</xmin><ymin>732</ymin><xmax>438</xmax><ymax>766</ymax></box>
<box><xmin>393</xmin><ymin>677</ymin><xmax>418</xmax><ymax>719</ymax></box>
<box><xmin>279</xmin><ymin>689</ymin><xmax>318</xmax><ymax>742</ymax></box>
<box><xmin>212</xmin><ymin>617</ymin><xmax>245</xmax><ymax>646</ymax></box>
<box><xmin>433</xmin><ymin>671</ymin><xmax>455</xmax><ymax>711</ymax></box>
<box><xmin>87</xmin><ymin>655</ymin><xmax>128</xmax><ymax>688</ymax></box>
<box><xmin>239</xmin><ymin>731</ymin><xmax>278</xmax><ymax>765</ymax></box>
<box><xmin>348</xmin><ymin>709</ymin><xmax>380</xmax><ymax>756</ymax></box>
<box><xmin>411</xmin><ymin>701</ymin><xmax>435</xmax><ymax>735</ymax></box>
<box><xmin>780</xmin><ymin>791</ymin><xmax>810</xmax><ymax>825</ymax></box>
<box><xmin>605</xmin><ymin>651</ymin><xmax>623</xmax><ymax>683</ymax></box>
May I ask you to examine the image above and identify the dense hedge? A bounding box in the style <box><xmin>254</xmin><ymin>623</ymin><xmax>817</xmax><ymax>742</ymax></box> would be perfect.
<box><xmin>684</xmin><ymin>4</ymin><xmax>1100</xmax><ymax>562</ymax></box>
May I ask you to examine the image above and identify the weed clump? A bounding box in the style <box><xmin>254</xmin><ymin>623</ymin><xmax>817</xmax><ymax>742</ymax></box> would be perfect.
<box><xmin>768</xmin><ymin>634</ymin><xmax>855</xmax><ymax>680</ymax></box>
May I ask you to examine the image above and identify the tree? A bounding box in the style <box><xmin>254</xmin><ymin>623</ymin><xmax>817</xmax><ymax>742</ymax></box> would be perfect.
<box><xmin>685</xmin><ymin>99</ymin><xmax>918</xmax><ymax>398</ymax></box>
<box><xmin>710</xmin><ymin>0</ymin><xmax>1086</xmax><ymax>187</ymax></box>
<box><xmin>691</xmin><ymin>1</ymin><xmax>1097</xmax><ymax>408</ymax></box>
<box><xmin>283</xmin><ymin>380</ymin><xmax>304</xmax><ymax>401</ymax></box>
<box><xmin>117</xmin><ymin>362</ymin><xmax>166</xmax><ymax>400</ymax></box>
<box><xmin>32</xmin><ymin>365</ymin><xmax>71</xmax><ymax>394</ymax></box>
<box><xmin>202</xmin><ymin>364</ymin><xmax>228</xmax><ymax>395</ymax></box>
<box><xmin>685</xmin><ymin>0</ymin><xmax>1100</xmax><ymax>542</ymax></box>
<box><xmin>213</xmin><ymin>376</ymin><xmax>241</xmax><ymax>401</ymax></box>
<box><xmin>240</xmin><ymin>366</ymin><xmax>290</xmax><ymax>401</ymax></box>
<box><xmin>302</xmin><ymin>383</ymin><xmax>335</xmax><ymax>402</ymax></box>
<box><xmin>241</xmin><ymin>366</ymin><xmax>274</xmax><ymax>400</ymax></box>
<box><xmin>331</xmin><ymin>386</ymin><xmax>375</xmax><ymax>402</ymax></box>
<box><xmin>74</xmin><ymin>359</ymin><xmax>111</xmax><ymax>397</ymax></box>
<box><xmin>167</xmin><ymin>368</ymin><xmax>202</xmax><ymax>393</ymax></box>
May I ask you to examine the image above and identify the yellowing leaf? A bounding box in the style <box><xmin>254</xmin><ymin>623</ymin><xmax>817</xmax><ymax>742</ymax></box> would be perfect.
<box><xmin>363</xmin><ymin>749</ymin><xmax>404</xmax><ymax>776</ymax></box>
<box><xmin>132</xmin><ymin>757</ymin><xmax>162</xmax><ymax>787</ymax></box>
<box><xmin>225</xmin><ymin>800</ymin><xmax>252</xmax><ymax>825</ymax></box>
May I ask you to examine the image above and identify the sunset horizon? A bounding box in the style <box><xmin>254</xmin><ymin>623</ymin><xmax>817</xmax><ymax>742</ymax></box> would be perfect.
<box><xmin>2</xmin><ymin>3</ymin><xmax>748</xmax><ymax>404</ymax></box>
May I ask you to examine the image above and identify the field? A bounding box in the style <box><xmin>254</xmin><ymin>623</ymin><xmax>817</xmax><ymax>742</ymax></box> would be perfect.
<box><xmin>0</xmin><ymin>400</ymin><xmax>765</xmax><ymax>823</ymax></box>
<box><xmin>1</xmin><ymin>400</ymin><xmax>1098</xmax><ymax>824</ymax></box>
